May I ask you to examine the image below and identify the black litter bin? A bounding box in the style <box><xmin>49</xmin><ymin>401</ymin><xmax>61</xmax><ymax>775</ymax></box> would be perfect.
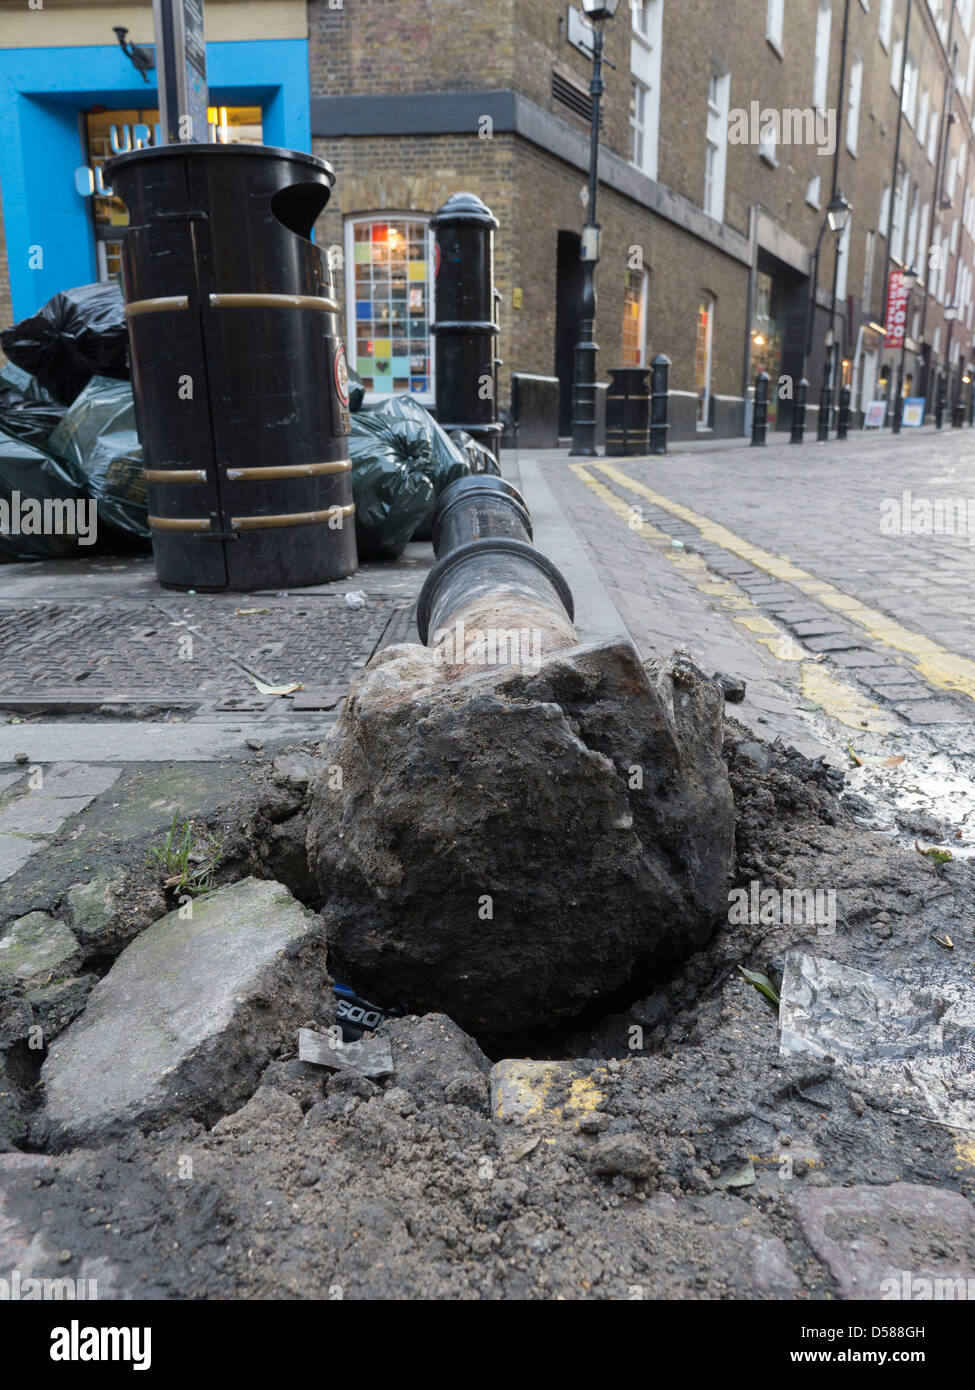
<box><xmin>105</xmin><ymin>142</ymin><xmax>357</xmax><ymax>590</ymax></box>
<box><xmin>605</xmin><ymin>367</ymin><xmax>651</xmax><ymax>456</ymax></box>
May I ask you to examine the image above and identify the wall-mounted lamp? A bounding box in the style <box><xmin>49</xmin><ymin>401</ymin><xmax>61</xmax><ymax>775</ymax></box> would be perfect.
<box><xmin>113</xmin><ymin>26</ymin><xmax>155</xmax><ymax>83</ymax></box>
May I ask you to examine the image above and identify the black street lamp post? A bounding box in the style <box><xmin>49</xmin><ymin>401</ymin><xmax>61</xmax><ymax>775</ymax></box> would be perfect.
<box><xmin>570</xmin><ymin>0</ymin><xmax>621</xmax><ymax>457</ymax></box>
<box><xmin>891</xmin><ymin>264</ymin><xmax>918</xmax><ymax>434</ymax></box>
<box><xmin>805</xmin><ymin>192</ymin><xmax>852</xmax><ymax>443</ymax></box>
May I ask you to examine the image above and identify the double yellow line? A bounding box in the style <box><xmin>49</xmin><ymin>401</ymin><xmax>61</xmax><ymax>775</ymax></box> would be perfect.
<box><xmin>571</xmin><ymin>461</ymin><xmax>974</xmax><ymax>728</ymax></box>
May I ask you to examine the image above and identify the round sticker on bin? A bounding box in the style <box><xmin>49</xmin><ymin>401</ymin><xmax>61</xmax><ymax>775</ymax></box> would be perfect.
<box><xmin>334</xmin><ymin>343</ymin><xmax>350</xmax><ymax>407</ymax></box>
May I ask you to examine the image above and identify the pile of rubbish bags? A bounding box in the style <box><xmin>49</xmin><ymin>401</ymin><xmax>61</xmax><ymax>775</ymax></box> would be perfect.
<box><xmin>0</xmin><ymin>283</ymin><xmax>146</xmax><ymax>561</ymax></box>
<box><xmin>1</xmin><ymin>282</ymin><xmax>499</xmax><ymax>564</ymax></box>
<box><xmin>0</xmin><ymin>281</ymin><xmax>129</xmax><ymax>405</ymax></box>
<box><xmin>348</xmin><ymin>386</ymin><xmax>500</xmax><ymax>559</ymax></box>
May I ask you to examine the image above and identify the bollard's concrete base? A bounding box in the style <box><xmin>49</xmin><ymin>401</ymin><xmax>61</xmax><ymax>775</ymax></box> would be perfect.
<box><xmin>307</xmin><ymin>636</ymin><xmax>735</xmax><ymax>1034</ymax></box>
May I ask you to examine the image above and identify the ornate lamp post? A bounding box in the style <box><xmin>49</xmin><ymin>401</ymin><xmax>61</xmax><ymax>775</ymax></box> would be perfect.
<box><xmin>808</xmin><ymin>192</ymin><xmax>852</xmax><ymax>442</ymax></box>
<box><xmin>570</xmin><ymin>0</ymin><xmax>621</xmax><ymax>457</ymax></box>
<box><xmin>891</xmin><ymin>264</ymin><xmax>918</xmax><ymax>434</ymax></box>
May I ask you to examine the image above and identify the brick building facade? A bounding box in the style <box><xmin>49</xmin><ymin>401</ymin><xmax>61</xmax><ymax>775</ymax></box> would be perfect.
<box><xmin>309</xmin><ymin>0</ymin><xmax>975</xmax><ymax>437</ymax></box>
<box><xmin>1</xmin><ymin>0</ymin><xmax>974</xmax><ymax>438</ymax></box>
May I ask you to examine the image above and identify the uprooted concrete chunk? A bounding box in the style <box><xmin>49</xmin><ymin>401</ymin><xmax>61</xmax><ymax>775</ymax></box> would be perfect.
<box><xmin>40</xmin><ymin>877</ymin><xmax>331</xmax><ymax>1148</ymax></box>
<box><xmin>379</xmin><ymin>1013</ymin><xmax>492</xmax><ymax>1110</ymax></box>
<box><xmin>307</xmin><ymin>638</ymin><xmax>735</xmax><ymax>1033</ymax></box>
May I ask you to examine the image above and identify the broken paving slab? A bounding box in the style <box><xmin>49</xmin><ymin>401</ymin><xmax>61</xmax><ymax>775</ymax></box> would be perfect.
<box><xmin>40</xmin><ymin>876</ymin><xmax>331</xmax><ymax>1147</ymax></box>
<box><xmin>491</xmin><ymin>1059</ymin><xmax>611</xmax><ymax>1126</ymax></box>
<box><xmin>0</xmin><ymin>763</ymin><xmax>121</xmax><ymax>834</ymax></box>
<box><xmin>298</xmin><ymin>1026</ymin><xmax>393</xmax><ymax>1080</ymax></box>
<box><xmin>0</xmin><ymin>911</ymin><xmax>81</xmax><ymax>986</ymax></box>
<box><xmin>779</xmin><ymin>950</ymin><xmax>975</xmax><ymax>1130</ymax></box>
<box><xmin>791</xmin><ymin>1183</ymin><xmax>975</xmax><ymax>1300</ymax></box>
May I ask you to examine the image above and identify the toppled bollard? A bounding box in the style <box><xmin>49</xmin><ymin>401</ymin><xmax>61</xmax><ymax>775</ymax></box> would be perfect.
<box><xmin>419</xmin><ymin>475</ymin><xmax>576</xmax><ymax>670</ymax></box>
<box><xmin>309</xmin><ymin>646</ymin><xmax>734</xmax><ymax>1033</ymax></box>
<box><xmin>431</xmin><ymin>474</ymin><xmax>532</xmax><ymax>558</ymax></box>
<box><xmin>307</xmin><ymin>476</ymin><xmax>735</xmax><ymax>1033</ymax></box>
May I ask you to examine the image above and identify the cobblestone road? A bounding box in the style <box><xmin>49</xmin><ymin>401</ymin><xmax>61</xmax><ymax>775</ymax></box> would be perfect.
<box><xmin>525</xmin><ymin>427</ymin><xmax>975</xmax><ymax>849</ymax></box>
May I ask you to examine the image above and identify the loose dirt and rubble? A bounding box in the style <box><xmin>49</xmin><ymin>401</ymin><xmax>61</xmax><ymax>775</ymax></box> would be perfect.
<box><xmin>1</xmin><ymin>651</ymin><xmax>974</xmax><ymax>1300</ymax></box>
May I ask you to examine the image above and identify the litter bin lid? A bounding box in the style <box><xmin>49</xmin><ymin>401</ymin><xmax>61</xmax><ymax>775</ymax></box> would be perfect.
<box><xmin>106</xmin><ymin>142</ymin><xmax>335</xmax><ymax>183</ymax></box>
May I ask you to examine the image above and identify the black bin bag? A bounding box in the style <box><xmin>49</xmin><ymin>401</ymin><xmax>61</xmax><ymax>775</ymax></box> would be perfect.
<box><xmin>0</xmin><ymin>282</ymin><xmax>129</xmax><ymax>405</ymax></box>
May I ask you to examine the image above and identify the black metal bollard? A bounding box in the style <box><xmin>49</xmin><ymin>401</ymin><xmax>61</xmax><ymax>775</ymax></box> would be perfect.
<box><xmin>936</xmin><ymin>369</ymin><xmax>946</xmax><ymax>429</ymax></box>
<box><xmin>431</xmin><ymin>192</ymin><xmax>503</xmax><ymax>458</ymax></box>
<box><xmin>650</xmin><ymin>353</ymin><xmax>670</xmax><ymax>455</ymax></box>
<box><xmin>952</xmin><ymin>397</ymin><xmax>965</xmax><ymax>427</ymax></box>
<box><xmin>818</xmin><ymin>359</ymin><xmax>832</xmax><ymax>441</ymax></box>
<box><xmin>837</xmin><ymin>384</ymin><xmax>851</xmax><ymax>440</ymax></box>
<box><xmin>791</xmin><ymin>377</ymin><xmax>808</xmax><ymax>443</ymax></box>
<box><xmin>751</xmin><ymin>370</ymin><xmax>769</xmax><ymax>446</ymax></box>
<box><xmin>431</xmin><ymin>475</ymin><xmax>532</xmax><ymax>559</ymax></box>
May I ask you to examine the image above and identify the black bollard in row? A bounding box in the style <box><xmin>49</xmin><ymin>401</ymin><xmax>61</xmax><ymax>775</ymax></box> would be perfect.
<box><xmin>791</xmin><ymin>377</ymin><xmax>808</xmax><ymax>443</ymax></box>
<box><xmin>751</xmin><ymin>370</ymin><xmax>769</xmax><ymax>447</ymax></box>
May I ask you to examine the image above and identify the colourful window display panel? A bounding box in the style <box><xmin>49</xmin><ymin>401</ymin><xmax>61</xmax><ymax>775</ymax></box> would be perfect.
<box><xmin>350</xmin><ymin>218</ymin><xmax>432</xmax><ymax>395</ymax></box>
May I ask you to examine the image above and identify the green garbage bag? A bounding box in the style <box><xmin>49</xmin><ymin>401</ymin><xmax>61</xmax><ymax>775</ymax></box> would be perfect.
<box><xmin>0</xmin><ymin>363</ymin><xmax>67</xmax><ymax>449</ymax></box>
<box><xmin>47</xmin><ymin>376</ymin><xmax>149</xmax><ymax>538</ymax></box>
<box><xmin>349</xmin><ymin>411</ymin><xmax>435</xmax><ymax>559</ymax></box>
<box><xmin>371</xmin><ymin>394</ymin><xmax>471</xmax><ymax>495</ymax></box>
<box><xmin>0</xmin><ymin>427</ymin><xmax>96</xmax><ymax>561</ymax></box>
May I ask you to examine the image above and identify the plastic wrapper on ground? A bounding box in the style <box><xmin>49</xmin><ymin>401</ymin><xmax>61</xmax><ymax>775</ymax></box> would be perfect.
<box><xmin>780</xmin><ymin>950</ymin><xmax>975</xmax><ymax>1130</ymax></box>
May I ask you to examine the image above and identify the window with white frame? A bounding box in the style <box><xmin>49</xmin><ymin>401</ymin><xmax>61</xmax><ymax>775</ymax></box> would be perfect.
<box><xmin>767</xmin><ymin>0</ymin><xmax>785</xmax><ymax>52</ymax></box>
<box><xmin>879</xmin><ymin>0</ymin><xmax>893</xmax><ymax>50</ymax></box>
<box><xmin>704</xmin><ymin>69</ymin><xmax>730</xmax><ymax>222</ymax></box>
<box><xmin>891</xmin><ymin>38</ymin><xmax>903</xmax><ymax>92</ymax></box>
<box><xmin>621</xmin><ymin>267</ymin><xmax>649</xmax><ymax>366</ymax></box>
<box><xmin>344</xmin><ymin>214</ymin><xmax>435</xmax><ymax>402</ymax></box>
<box><xmin>862</xmin><ymin>229</ymin><xmax>875</xmax><ymax>306</ymax></box>
<box><xmin>918</xmin><ymin>88</ymin><xmax>929</xmax><ymax>148</ymax></box>
<box><xmin>906</xmin><ymin>186</ymin><xmax>920</xmax><ymax>266</ymax></box>
<box><xmin>917</xmin><ymin>202</ymin><xmax>930</xmax><ymax>283</ymax></box>
<box><xmin>835</xmin><ymin>217</ymin><xmax>851</xmax><ymax>301</ymax></box>
<box><xmin>695</xmin><ymin>297</ymin><xmax>714</xmax><ymax>429</ymax></box>
<box><xmin>806</xmin><ymin>172</ymin><xmax>822</xmax><ymax>207</ymax></box>
<box><xmin>847</xmin><ymin>56</ymin><xmax>863</xmax><ymax>152</ymax></box>
<box><xmin>927</xmin><ymin>0</ymin><xmax>949</xmax><ymax>45</ymax></box>
<box><xmin>630</xmin><ymin>0</ymin><xmax>663</xmax><ymax>180</ymax></box>
<box><xmin>927</xmin><ymin>106</ymin><xmax>939</xmax><ymax>161</ymax></box>
<box><xmin>902</xmin><ymin>57</ymin><xmax>918</xmax><ymax>124</ymax></box>
<box><xmin>891</xmin><ymin>169</ymin><xmax>909</xmax><ymax>261</ymax></box>
<box><xmin>879</xmin><ymin>182</ymin><xmax>890</xmax><ymax>235</ymax></box>
<box><xmin>813</xmin><ymin>3</ymin><xmax>832</xmax><ymax>109</ymax></box>
<box><xmin>967</xmin><ymin>31</ymin><xmax>975</xmax><ymax>98</ymax></box>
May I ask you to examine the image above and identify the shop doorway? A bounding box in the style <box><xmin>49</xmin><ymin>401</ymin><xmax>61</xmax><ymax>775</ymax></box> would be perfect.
<box><xmin>555</xmin><ymin>230</ymin><xmax>583</xmax><ymax>437</ymax></box>
<box><xmin>83</xmin><ymin>106</ymin><xmax>263</xmax><ymax>285</ymax></box>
